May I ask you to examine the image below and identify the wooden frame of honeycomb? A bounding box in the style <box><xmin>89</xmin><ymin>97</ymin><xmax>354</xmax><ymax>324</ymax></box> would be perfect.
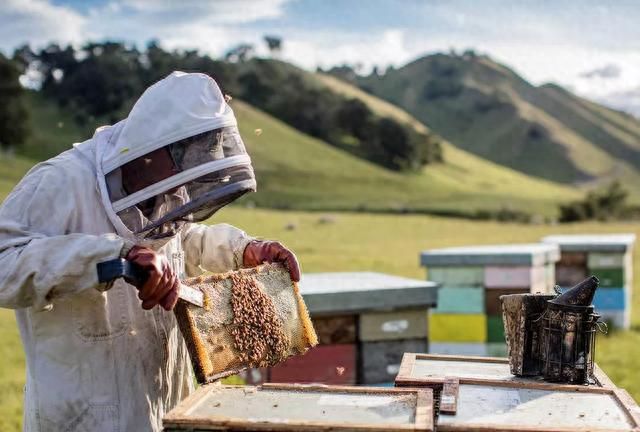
<box><xmin>174</xmin><ymin>263</ymin><xmax>318</xmax><ymax>383</ymax></box>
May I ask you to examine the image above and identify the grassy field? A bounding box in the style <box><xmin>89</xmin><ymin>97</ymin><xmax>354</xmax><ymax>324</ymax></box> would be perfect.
<box><xmin>13</xmin><ymin>90</ymin><xmax>580</xmax><ymax>219</ymax></box>
<box><xmin>1</xmin><ymin>205</ymin><xmax>640</xmax><ymax>431</ymax></box>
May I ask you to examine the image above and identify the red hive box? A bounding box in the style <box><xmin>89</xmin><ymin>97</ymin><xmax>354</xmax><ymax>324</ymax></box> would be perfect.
<box><xmin>269</xmin><ymin>344</ymin><xmax>356</xmax><ymax>385</ymax></box>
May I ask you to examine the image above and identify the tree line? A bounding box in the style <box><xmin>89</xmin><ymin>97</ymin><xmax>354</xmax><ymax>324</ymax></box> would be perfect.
<box><xmin>1</xmin><ymin>40</ymin><xmax>443</xmax><ymax>172</ymax></box>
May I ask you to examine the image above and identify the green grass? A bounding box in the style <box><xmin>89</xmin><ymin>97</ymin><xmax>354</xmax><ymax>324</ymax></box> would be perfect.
<box><xmin>16</xmin><ymin>91</ymin><xmax>579</xmax><ymax>218</ymax></box>
<box><xmin>1</xmin><ymin>206</ymin><xmax>640</xmax><ymax>431</ymax></box>
<box><xmin>234</xmin><ymin>98</ymin><xmax>579</xmax><ymax>218</ymax></box>
<box><xmin>0</xmin><ymin>154</ymin><xmax>35</xmax><ymax>200</ymax></box>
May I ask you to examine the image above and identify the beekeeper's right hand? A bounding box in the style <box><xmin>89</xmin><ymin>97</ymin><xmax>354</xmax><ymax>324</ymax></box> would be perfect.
<box><xmin>126</xmin><ymin>245</ymin><xmax>180</xmax><ymax>311</ymax></box>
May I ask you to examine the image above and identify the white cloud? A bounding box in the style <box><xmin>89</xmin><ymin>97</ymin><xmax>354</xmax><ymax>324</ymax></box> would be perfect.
<box><xmin>1</xmin><ymin>0</ymin><xmax>638</xmax><ymax>112</ymax></box>
<box><xmin>0</xmin><ymin>0</ymin><xmax>87</xmax><ymax>53</ymax></box>
<box><xmin>281</xmin><ymin>29</ymin><xmax>413</xmax><ymax>73</ymax></box>
<box><xmin>580</xmin><ymin>64</ymin><xmax>622</xmax><ymax>80</ymax></box>
<box><xmin>597</xmin><ymin>88</ymin><xmax>640</xmax><ymax>118</ymax></box>
<box><xmin>102</xmin><ymin>0</ymin><xmax>289</xmax><ymax>24</ymax></box>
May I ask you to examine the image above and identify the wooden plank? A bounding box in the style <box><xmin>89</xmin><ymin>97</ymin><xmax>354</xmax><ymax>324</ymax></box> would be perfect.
<box><xmin>555</xmin><ymin>265</ymin><xmax>588</xmax><ymax>287</ymax></box>
<box><xmin>484</xmin><ymin>266</ymin><xmax>546</xmax><ymax>289</ymax></box>
<box><xmin>429</xmin><ymin>342</ymin><xmax>488</xmax><ymax>356</ymax></box>
<box><xmin>427</xmin><ymin>266</ymin><xmax>485</xmax><ymax>287</ymax></box>
<box><xmin>593</xmin><ymin>287</ymin><xmax>626</xmax><ymax>310</ymax></box>
<box><xmin>542</xmin><ymin>234</ymin><xmax>636</xmax><ymax>254</ymax></box>
<box><xmin>484</xmin><ymin>288</ymin><xmax>529</xmax><ymax>315</ymax></box>
<box><xmin>434</xmin><ymin>287</ymin><xmax>485</xmax><ymax>314</ymax></box>
<box><xmin>486</xmin><ymin>315</ymin><xmax>505</xmax><ymax>343</ymax></box>
<box><xmin>359</xmin><ymin>309</ymin><xmax>428</xmax><ymax>342</ymax></box>
<box><xmin>312</xmin><ymin>315</ymin><xmax>357</xmax><ymax>344</ymax></box>
<box><xmin>558</xmin><ymin>251</ymin><xmax>588</xmax><ymax>267</ymax></box>
<box><xmin>440</xmin><ymin>377</ymin><xmax>459</xmax><ymax>414</ymax></box>
<box><xmin>269</xmin><ymin>344</ymin><xmax>356</xmax><ymax>385</ymax></box>
<box><xmin>429</xmin><ymin>313</ymin><xmax>487</xmax><ymax>342</ymax></box>
<box><xmin>415</xmin><ymin>389</ymin><xmax>435</xmax><ymax>431</ymax></box>
<box><xmin>544</xmin><ymin>262</ymin><xmax>556</xmax><ymax>292</ymax></box>
<box><xmin>163</xmin><ymin>384</ymin><xmax>435</xmax><ymax>431</ymax></box>
<box><xmin>588</xmin><ymin>252</ymin><xmax>627</xmax><ymax>269</ymax></box>
<box><xmin>421</xmin><ymin>244</ymin><xmax>558</xmax><ymax>267</ymax></box>
<box><xmin>614</xmin><ymin>388</ymin><xmax>640</xmax><ymax>429</ymax></box>
<box><xmin>590</xmin><ymin>267</ymin><xmax>625</xmax><ymax>287</ymax></box>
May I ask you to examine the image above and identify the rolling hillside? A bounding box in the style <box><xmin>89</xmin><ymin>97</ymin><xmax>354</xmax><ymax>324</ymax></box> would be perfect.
<box><xmin>1</xmin><ymin>90</ymin><xmax>578</xmax><ymax>218</ymax></box>
<box><xmin>331</xmin><ymin>53</ymin><xmax>640</xmax><ymax>189</ymax></box>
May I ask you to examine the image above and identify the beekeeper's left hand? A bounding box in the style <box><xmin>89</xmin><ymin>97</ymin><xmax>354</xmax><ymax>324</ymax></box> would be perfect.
<box><xmin>243</xmin><ymin>240</ymin><xmax>301</xmax><ymax>281</ymax></box>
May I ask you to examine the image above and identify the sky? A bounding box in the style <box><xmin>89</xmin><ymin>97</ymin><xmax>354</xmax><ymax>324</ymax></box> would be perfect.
<box><xmin>2</xmin><ymin>0</ymin><xmax>640</xmax><ymax>115</ymax></box>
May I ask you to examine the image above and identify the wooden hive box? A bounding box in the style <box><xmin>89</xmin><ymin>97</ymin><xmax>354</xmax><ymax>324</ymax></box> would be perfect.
<box><xmin>394</xmin><ymin>354</ymin><xmax>638</xmax><ymax>432</ymax></box>
<box><xmin>542</xmin><ymin>234</ymin><xmax>635</xmax><ymax>330</ymax></box>
<box><xmin>269</xmin><ymin>344</ymin><xmax>357</xmax><ymax>385</ymax></box>
<box><xmin>359</xmin><ymin>339</ymin><xmax>428</xmax><ymax>385</ymax></box>
<box><xmin>359</xmin><ymin>309</ymin><xmax>429</xmax><ymax>342</ymax></box>
<box><xmin>312</xmin><ymin>315</ymin><xmax>357</xmax><ymax>345</ymax></box>
<box><xmin>163</xmin><ymin>384</ymin><xmax>435</xmax><ymax>431</ymax></box>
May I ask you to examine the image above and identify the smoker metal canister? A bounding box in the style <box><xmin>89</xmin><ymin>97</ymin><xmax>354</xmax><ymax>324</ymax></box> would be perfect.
<box><xmin>539</xmin><ymin>302</ymin><xmax>600</xmax><ymax>384</ymax></box>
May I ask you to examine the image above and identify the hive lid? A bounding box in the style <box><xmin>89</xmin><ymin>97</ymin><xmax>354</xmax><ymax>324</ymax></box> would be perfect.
<box><xmin>542</xmin><ymin>234</ymin><xmax>636</xmax><ymax>253</ymax></box>
<box><xmin>174</xmin><ymin>263</ymin><xmax>318</xmax><ymax>384</ymax></box>
<box><xmin>420</xmin><ymin>243</ymin><xmax>560</xmax><ymax>267</ymax></box>
<box><xmin>299</xmin><ymin>272</ymin><xmax>437</xmax><ymax>314</ymax></box>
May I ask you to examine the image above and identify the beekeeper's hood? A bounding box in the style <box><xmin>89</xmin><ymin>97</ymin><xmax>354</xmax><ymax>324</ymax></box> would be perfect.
<box><xmin>96</xmin><ymin>71</ymin><xmax>256</xmax><ymax>240</ymax></box>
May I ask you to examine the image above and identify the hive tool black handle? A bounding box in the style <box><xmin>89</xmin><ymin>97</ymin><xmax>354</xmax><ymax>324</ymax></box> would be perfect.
<box><xmin>97</xmin><ymin>258</ymin><xmax>147</xmax><ymax>286</ymax></box>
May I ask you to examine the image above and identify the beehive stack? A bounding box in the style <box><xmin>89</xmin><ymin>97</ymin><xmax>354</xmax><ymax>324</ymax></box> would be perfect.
<box><xmin>420</xmin><ymin>244</ymin><xmax>560</xmax><ymax>357</ymax></box>
<box><xmin>268</xmin><ymin>272</ymin><xmax>438</xmax><ymax>386</ymax></box>
<box><xmin>542</xmin><ymin>234</ymin><xmax>636</xmax><ymax>329</ymax></box>
<box><xmin>174</xmin><ymin>263</ymin><xmax>318</xmax><ymax>384</ymax></box>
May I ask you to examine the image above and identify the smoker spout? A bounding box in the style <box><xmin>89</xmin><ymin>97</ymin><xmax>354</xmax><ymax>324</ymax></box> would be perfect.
<box><xmin>549</xmin><ymin>276</ymin><xmax>599</xmax><ymax>308</ymax></box>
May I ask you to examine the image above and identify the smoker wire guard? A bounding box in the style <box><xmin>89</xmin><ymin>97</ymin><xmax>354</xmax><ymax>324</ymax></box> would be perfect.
<box><xmin>502</xmin><ymin>288</ymin><xmax>608</xmax><ymax>384</ymax></box>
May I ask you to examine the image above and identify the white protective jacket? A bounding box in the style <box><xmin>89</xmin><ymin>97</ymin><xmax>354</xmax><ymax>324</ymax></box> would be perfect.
<box><xmin>0</xmin><ymin>72</ymin><xmax>254</xmax><ymax>431</ymax></box>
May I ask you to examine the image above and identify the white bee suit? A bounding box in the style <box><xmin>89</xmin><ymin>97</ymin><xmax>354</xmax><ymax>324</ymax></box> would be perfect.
<box><xmin>0</xmin><ymin>72</ymin><xmax>255</xmax><ymax>431</ymax></box>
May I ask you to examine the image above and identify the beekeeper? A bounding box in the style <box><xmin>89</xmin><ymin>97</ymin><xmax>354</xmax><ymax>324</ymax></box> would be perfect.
<box><xmin>0</xmin><ymin>71</ymin><xmax>300</xmax><ymax>432</ymax></box>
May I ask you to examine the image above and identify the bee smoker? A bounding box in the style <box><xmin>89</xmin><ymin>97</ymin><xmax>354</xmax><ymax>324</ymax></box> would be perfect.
<box><xmin>501</xmin><ymin>276</ymin><xmax>605</xmax><ymax>384</ymax></box>
<box><xmin>539</xmin><ymin>276</ymin><xmax>602</xmax><ymax>384</ymax></box>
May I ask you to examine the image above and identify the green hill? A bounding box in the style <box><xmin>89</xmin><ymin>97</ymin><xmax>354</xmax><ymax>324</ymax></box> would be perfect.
<box><xmin>2</xmin><ymin>90</ymin><xmax>578</xmax><ymax>218</ymax></box>
<box><xmin>331</xmin><ymin>53</ymin><xmax>640</xmax><ymax>189</ymax></box>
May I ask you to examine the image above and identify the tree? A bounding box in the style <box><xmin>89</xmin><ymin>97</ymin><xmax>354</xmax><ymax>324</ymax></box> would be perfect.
<box><xmin>559</xmin><ymin>181</ymin><xmax>629</xmax><ymax>222</ymax></box>
<box><xmin>224</xmin><ymin>44</ymin><xmax>254</xmax><ymax>63</ymax></box>
<box><xmin>263</xmin><ymin>35</ymin><xmax>282</xmax><ymax>56</ymax></box>
<box><xmin>0</xmin><ymin>54</ymin><xmax>29</xmax><ymax>150</ymax></box>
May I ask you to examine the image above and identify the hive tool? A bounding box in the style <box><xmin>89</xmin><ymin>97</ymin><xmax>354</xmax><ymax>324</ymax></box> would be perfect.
<box><xmin>96</xmin><ymin>258</ymin><xmax>204</xmax><ymax>307</ymax></box>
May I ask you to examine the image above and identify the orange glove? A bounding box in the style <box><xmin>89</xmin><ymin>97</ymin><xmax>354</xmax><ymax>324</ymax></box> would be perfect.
<box><xmin>126</xmin><ymin>245</ymin><xmax>180</xmax><ymax>311</ymax></box>
<box><xmin>243</xmin><ymin>240</ymin><xmax>301</xmax><ymax>282</ymax></box>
